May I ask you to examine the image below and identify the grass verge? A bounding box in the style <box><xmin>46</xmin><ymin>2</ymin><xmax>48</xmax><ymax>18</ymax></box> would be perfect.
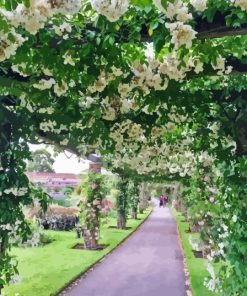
<box><xmin>3</xmin><ymin>208</ymin><xmax>152</xmax><ymax>296</ymax></box>
<box><xmin>172</xmin><ymin>208</ymin><xmax>219</xmax><ymax>296</ymax></box>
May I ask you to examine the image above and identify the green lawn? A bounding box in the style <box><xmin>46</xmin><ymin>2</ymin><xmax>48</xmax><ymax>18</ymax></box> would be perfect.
<box><xmin>172</xmin><ymin>208</ymin><xmax>219</xmax><ymax>296</ymax></box>
<box><xmin>3</xmin><ymin>208</ymin><xmax>152</xmax><ymax>296</ymax></box>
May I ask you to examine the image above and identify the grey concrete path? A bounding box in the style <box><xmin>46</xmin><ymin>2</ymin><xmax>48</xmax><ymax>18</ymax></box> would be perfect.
<box><xmin>64</xmin><ymin>200</ymin><xmax>186</xmax><ymax>296</ymax></box>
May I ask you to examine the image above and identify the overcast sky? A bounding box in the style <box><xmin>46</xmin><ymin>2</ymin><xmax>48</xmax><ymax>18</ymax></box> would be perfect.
<box><xmin>29</xmin><ymin>144</ymin><xmax>90</xmax><ymax>174</ymax></box>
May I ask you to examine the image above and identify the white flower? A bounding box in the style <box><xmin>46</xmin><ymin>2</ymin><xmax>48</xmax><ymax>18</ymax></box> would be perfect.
<box><xmin>60</xmin><ymin>139</ymin><xmax>69</xmax><ymax>146</ymax></box>
<box><xmin>40</xmin><ymin>120</ymin><xmax>56</xmax><ymax>132</ymax></box>
<box><xmin>232</xmin><ymin>215</ymin><xmax>237</xmax><ymax>222</ymax></box>
<box><xmin>38</xmin><ymin>107</ymin><xmax>54</xmax><ymax>114</ymax></box>
<box><xmin>0</xmin><ymin>29</ymin><xmax>25</xmax><ymax>62</ymax></box>
<box><xmin>153</xmin><ymin>0</ymin><xmax>192</xmax><ymax>22</ymax></box>
<box><xmin>209</xmin><ymin>197</ymin><xmax>214</xmax><ymax>203</ymax></box>
<box><xmin>54</xmin><ymin>81</ymin><xmax>69</xmax><ymax>96</ymax></box>
<box><xmin>43</xmin><ymin>68</ymin><xmax>53</xmax><ymax>76</ymax></box>
<box><xmin>111</xmin><ymin>66</ymin><xmax>123</xmax><ymax>76</ymax></box>
<box><xmin>233</xmin><ymin>0</ymin><xmax>247</xmax><ymax>11</ymax></box>
<box><xmin>190</xmin><ymin>0</ymin><xmax>207</xmax><ymax>12</ymax></box>
<box><xmin>89</xmin><ymin>0</ymin><xmax>129</xmax><ymax>22</ymax></box>
<box><xmin>166</xmin><ymin>22</ymin><xmax>197</xmax><ymax>49</ymax></box>
<box><xmin>63</xmin><ymin>52</ymin><xmax>75</xmax><ymax>66</ymax></box>
<box><xmin>152</xmin><ymin>0</ymin><xmax>166</xmax><ymax>13</ymax></box>
<box><xmin>33</xmin><ymin>78</ymin><xmax>55</xmax><ymax>90</ymax></box>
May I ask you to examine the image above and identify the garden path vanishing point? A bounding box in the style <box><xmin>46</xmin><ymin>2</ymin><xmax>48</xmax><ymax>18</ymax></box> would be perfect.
<box><xmin>62</xmin><ymin>199</ymin><xmax>186</xmax><ymax>296</ymax></box>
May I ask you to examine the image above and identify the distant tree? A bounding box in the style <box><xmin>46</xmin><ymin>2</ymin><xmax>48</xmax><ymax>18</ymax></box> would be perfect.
<box><xmin>27</xmin><ymin>149</ymin><xmax>55</xmax><ymax>172</ymax></box>
<box><xmin>62</xmin><ymin>187</ymin><xmax>74</xmax><ymax>196</ymax></box>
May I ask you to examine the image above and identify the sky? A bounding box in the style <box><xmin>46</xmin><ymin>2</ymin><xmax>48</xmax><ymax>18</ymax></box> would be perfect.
<box><xmin>29</xmin><ymin>144</ymin><xmax>90</xmax><ymax>174</ymax></box>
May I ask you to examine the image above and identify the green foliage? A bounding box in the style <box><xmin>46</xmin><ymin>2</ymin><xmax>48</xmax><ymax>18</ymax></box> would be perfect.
<box><xmin>3</xmin><ymin>211</ymin><xmax>151</xmax><ymax>296</ymax></box>
<box><xmin>127</xmin><ymin>180</ymin><xmax>139</xmax><ymax>216</ymax></box>
<box><xmin>78</xmin><ymin>172</ymin><xmax>107</xmax><ymax>246</ymax></box>
<box><xmin>26</xmin><ymin>149</ymin><xmax>55</xmax><ymax>173</ymax></box>
<box><xmin>173</xmin><ymin>208</ymin><xmax>221</xmax><ymax>296</ymax></box>
<box><xmin>51</xmin><ymin>198</ymin><xmax>71</xmax><ymax>207</ymax></box>
<box><xmin>116</xmin><ymin>176</ymin><xmax>129</xmax><ymax>218</ymax></box>
<box><xmin>0</xmin><ymin>0</ymin><xmax>247</xmax><ymax>294</ymax></box>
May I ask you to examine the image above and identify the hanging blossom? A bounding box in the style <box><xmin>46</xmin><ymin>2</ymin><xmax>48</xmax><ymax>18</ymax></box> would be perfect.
<box><xmin>190</xmin><ymin>0</ymin><xmax>208</xmax><ymax>12</ymax></box>
<box><xmin>165</xmin><ymin>22</ymin><xmax>197</xmax><ymax>49</ymax></box>
<box><xmin>232</xmin><ymin>0</ymin><xmax>247</xmax><ymax>11</ymax></box>
<box><xmin>33</xmin><ymin>78</ymin><xmax>55</xmax><ymax>90</ymax></box>
<box><xmin>0</xmin><ymin>29</ymin><xmax>25</xmax><ymax>62</ymax></box>
<box><xmin>89</xmin><ymin>0</ymin><xmax>129</xmax><ymax>22</ymax></box>
<box><xmin>54</xmin><ymin>80</ymin><xmax>69</xmax><ymax>96</ymax></box>
<box><xmin>204</xmin><ymin>262</ymin><xmax>222</xmax><ymax>293</ymax></box>
<box><xmin>0</xmin><ymin>0</ymin><xmax>81</xmax><ymax>35</ymax></box>
<box><xmin>4</xmin><ymin>187</ymin><xmax>28</xmax><ymax>196</ymax></box>
<box><xmin>53</xmin><ymin>21</ymin><xmax>72</xmax><ymax>36</ymax></box>
<box><xmin>211</xmin><ymin>56</ymin><xmax>233</xmax><ymax>76</ymax></box>
<box><xmin>153</xmin><ymin>0</ymin><xmax>192</xmax><ymax>23</ymax></box>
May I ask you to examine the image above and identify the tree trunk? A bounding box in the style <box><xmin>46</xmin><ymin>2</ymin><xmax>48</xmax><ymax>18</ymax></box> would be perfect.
<box><xmin>83</xmin><ymin>161</ymin><xmax>102</xmax><ymax>249</ymax></box>
<box><xmin>84</xmin><ymin>231</ymin><xmax>98</xmax><ymax>249</ymax></box>
<box><xmin>116</xmin><ymin>175</ymin><xmax>128</xmax><ymax>230</ymax></box>
<box><xmin>117</xmin><ymin>212</ymin><xmax>126</xmax><ymax>229</ymax></box>
<box><xmin>139</xmin><ymin>183</ymin><xmax>149</xmax><ymax>213</ymax></box>
<box><xmin>131</xmin><ymin>208</ymin><xmax>137</xmax><ymax>219</ymax></box>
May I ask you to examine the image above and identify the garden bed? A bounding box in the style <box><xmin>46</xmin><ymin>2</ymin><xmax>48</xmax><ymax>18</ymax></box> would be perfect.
<box><xmin>73</xmin><ymin>244</ymin><xmax>109</xmax><ymax>250</ymax></box>
<box><xmin>172</xmin><ymin>208</ymin><xmax>220</xmax><ymax>296</ymax></box>
<box><xmin>3</xmin><ymin>208</ymin><xmax>152</xmax><ymax>296</ymax></box>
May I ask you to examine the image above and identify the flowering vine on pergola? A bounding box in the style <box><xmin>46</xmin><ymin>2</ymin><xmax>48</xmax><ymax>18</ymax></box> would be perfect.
<box><xmin>0</xmin><ymin>0</ymin><xmax>247</xmax><ymax>295</ymax></box>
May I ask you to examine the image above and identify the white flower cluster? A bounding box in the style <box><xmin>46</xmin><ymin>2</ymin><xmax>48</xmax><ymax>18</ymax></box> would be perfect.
<box><xmin>63</xmin><ymin>52</ymin><xmax>75</xmax><ymax>66</ymax></box>
<box><xmin>89</xmin><ymin>0</ymin><xmax>129</xmax><ymax>22</ymax></box>
<box><xmin>233</xmin><ymin>0</ymin><xmax>247</xmax><ymax>11</ymax></box>
<box><xmin>38</xmin><ymin>107</ymin><xmax>54</xmax><ymax>114</ymax></box>
<box><xmin>165</xmin><ymin>22</ymin><xmax>197</xmax><ymax>49</ymax></box>
<box><xmin>11</xmin><ymin>63</ymin><xmax>28</xmax><ymax>77</ymax></box>
<box><xmin>198</xmin><ymin>151</ymin><xmax>215</xmax><ymax>167</ymax></box>
<box><xmin>4</xmin><ymin>187</ymin><xmax>28</xmax><ymax>196</ymax></box>
<box><xmin>204</xmin><ymin>262</ymin><xmax>221</xmax><ymax>293</ymax></box>
<box><xmin>53</xmin><ymin>21</ymin><xmax>72</xmax><ymax>36</ymax></box>
<box><xmin>212</xmin><ymin>56</ymin><xmax>233</xmax><ymax>76</ymax></box>
<box><xmin>160</xmin><ymin>52</ymin><xmax>201</xmax><ymax>81</ymax></box>
<box><xmin>89</xmin><ymin>71</ymin><xmax>108</xmax><ymax>93</ymax></box>
<box><xmin>189</xmin><ymin>235</ymin><xmax>205</xmax><ymax>251</ymax></box>
<box><xmin>153</xmin><ymin>1</ymin><xmax>197</xmax><ymax>49</ymax></box>
<box><xmin>109</xmin><ymin>128</ymin><xmax>197</xmax><ymax>177</ymax></box>
<box><xmin>40</xmin><ymin>120</ymin><xmax>68</xmax><ymax>134</ymax></box>
<box><xmin>153</xmin><ymin>0</ymin><xmax>192</xmax><ymax>22</ymax></box>
<box><xmin>101</xmin><ymin>95</ymin><xmax>136</xmax><ymax>121</ymax></box>
<box><xmin>40</xmin><ymin>120</ymin><xmax>57</xmax><ymax>132</ymax></box>
<box><xmin>32</xmin><ymin>77</ymin><xmax>70</xmax><ymax>96</ymax></box>
<box><xmin>110</xmin><ymin>119</ymin><xmax>144</xmax><ymax>146</ymax></box>
<box><xmin>1</xmin><ymin>0</ymin><xmax>81</xmax><ymax>35</ymax></box>
<box><xmin>190</xmin><ymin>0</ymin><xmax>207</xmax><ymax>12</ymax></box>
<box><xmin>130</xmin><ymin>59</ymin><xmax>168</xmax><ymax>92</ymax></box>
<box><xmin>0</xmin><ymin>29</ymin><xmax>25</xmax><ymax>62</ymax></box>
<box><xmin>33</xmin><ymin>78</ymin><xmax>55</xmax><ymax>90</ymax></box>
<box><xmin>54</xmin><ymin>81</ymin><xmax>69</xmax><ymax>96</ymax></box>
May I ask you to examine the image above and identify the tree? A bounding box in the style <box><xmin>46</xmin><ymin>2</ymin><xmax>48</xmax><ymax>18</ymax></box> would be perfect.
<box><xmin>27</xmin><ymin>149</ymin><xmax>55</xmax><ymax>173</ymax></box>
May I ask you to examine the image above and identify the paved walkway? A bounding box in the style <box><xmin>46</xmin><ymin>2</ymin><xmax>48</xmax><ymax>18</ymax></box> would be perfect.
<box><xmin>64</xmin><ymin>200</ymin><xmax>186</xmax><ymax>296</ymax></box>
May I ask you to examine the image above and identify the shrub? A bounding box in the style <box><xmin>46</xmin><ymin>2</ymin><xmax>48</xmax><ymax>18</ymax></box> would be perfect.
<box><xmin>51</xmin><ymin>198</ymin><xmax>71</xmax><ymax>207</ymax></box>
<box><xmin>26</xmin><ymin>204</ymin><xmax>79</xmax><ymax>231</ymax></box>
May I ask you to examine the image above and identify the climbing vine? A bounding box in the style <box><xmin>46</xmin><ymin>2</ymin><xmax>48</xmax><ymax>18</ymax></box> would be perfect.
<box><xmin>0</xmin><ymin>0</ymin><xmax>247</xmax><ymax>294</ymax></box>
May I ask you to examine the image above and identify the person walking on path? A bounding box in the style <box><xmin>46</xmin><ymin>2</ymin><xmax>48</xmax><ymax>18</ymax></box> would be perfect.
<box><xmin>159</xmin><ymin>194</ymin><xmax>165</xmax><ymax>207</ymax></box>
<box><xmin>164</xmin><ymin>195</ymin><xmax>169</xmax><ymax>207</ymax></box>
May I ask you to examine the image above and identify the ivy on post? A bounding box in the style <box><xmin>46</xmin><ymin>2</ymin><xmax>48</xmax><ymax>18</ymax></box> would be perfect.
<box><xmin>0</xmin><ymin>104</ymin><xmax>48</xmax><ymax>292</ymax></box>
<box><xmin>127</xmin><ymin>180</ymin><xmax>139</xmax><ymax>220</ymax></box>
<box><xmin>79</xmin><ymin>159</ymin><xmax>105</xmax><ymax>250</ymax></box>
<box><xmin>139</xmin><ymin>183</ymin><xmax>149</xmax><ymax>214</ymax></box>
<box><xmin>116</xmin><ymin>175</ymin><xmax>129</xmax><ymax>230</ymax></box>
